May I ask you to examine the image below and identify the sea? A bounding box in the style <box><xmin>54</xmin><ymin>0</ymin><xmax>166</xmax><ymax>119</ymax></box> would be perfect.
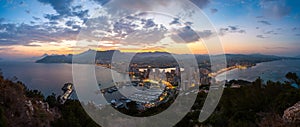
<box><xmin>215</xmin><ymin>59</ymin><xmax>300</xmax><ymax>82</ymax></box>
<box><xmin>0</xmin><ymin>59</ymin><xmax>300</xmax><ymax>96</ymax></box>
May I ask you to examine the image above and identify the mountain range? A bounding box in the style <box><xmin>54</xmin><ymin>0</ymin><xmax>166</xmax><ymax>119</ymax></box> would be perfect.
<box><xmin>36</xmin><ymin>49</ymin><xmax>296</xmax><ymax>67</ymax></box>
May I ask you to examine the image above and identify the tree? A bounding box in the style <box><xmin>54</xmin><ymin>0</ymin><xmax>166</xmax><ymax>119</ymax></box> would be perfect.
<box><xmin>46</xmin><ymin>93</ymin><xmax>58</xmax><ymax>108</ymax></box>
<box><xmin>286</xmin><ymin>72</ymin><xmax>298</xmax><ymax>83</ymax></box>
<box><xmin>0</xmin><ymin>107</ymin><xmax>7</xmax><ymax>127</ymax></box>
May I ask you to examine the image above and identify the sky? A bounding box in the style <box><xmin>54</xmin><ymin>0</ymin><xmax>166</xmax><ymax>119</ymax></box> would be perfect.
<box><xmin>0</xmin><ymin>0</ymin><xmax>299</xmax><ymax>59</ymax></box>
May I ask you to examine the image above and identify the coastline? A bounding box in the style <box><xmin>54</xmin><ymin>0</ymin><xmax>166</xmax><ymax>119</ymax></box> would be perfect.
<box><xmin>215</xmin><ymin>59</ymin><xmax>300</xmax><ymax>82</ymax></box>
<box><xmin>208</xmin><ymin>64</ymin><xmax>255</xmax><ymax>78</ymax></box>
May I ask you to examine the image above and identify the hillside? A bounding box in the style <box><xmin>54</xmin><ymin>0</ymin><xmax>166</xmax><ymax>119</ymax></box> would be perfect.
<box><xmin>0</xmin><ymin>74</ymin><xmax>59</xmax><ymax>127</ymax></box>
<box><xmin>1</xmin><ymin>68</ymin><xmax>300</xmax><ymax>126</ymax></box>
<box><xmin>36</xmin><ymin>50</ymin><xmax>291</xmax><ymax>68</ymax></box>
<box><xmin>0</xmin><ymin>73</ymin><xmax>100</xmax><ymax>127</ymax></box>
<box><xmin>36</xmin><ymin>54</ymin><xmax>73</xmax><ymax>63</ymax></box>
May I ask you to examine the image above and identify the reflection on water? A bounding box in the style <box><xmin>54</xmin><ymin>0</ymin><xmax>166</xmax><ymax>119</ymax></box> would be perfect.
<box><xmin>0</xmin><ymin>61</ymin><xmax>73</xmax><ymax>96</ymax></box>
<box><xmin>1</xmin><ymin>59</ymin><xmax>299</xmax><ymax>96</ymax></box>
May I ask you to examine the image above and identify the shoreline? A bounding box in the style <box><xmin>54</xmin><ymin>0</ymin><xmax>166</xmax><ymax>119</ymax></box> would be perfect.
<box><xmin>214</xmin><ymin>59</ymin><xmax>300</xmax><ymax>82</ymax></box>
<box><xmin>208</xmin><ymin>64</ymin><xmax>255</xmax><ymax>78</ymax></box>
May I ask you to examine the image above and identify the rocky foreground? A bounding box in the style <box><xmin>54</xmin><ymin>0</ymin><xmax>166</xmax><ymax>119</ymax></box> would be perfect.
<box><xmin>283</xmin><ymin>101</ymin><xmax>300</xmax><ymax>124</ymax></box>
<box><xmin>1</xmin><ymin>72</ymin><xmax>300</xmax><ymax>127</ymax></box>
<box><xmin>0</xmin><ymin>75</ymin><xmax>59</xmax><ymax>127</ymax></box>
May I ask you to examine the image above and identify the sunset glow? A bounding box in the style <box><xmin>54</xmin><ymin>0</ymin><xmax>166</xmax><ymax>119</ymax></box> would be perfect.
<box><xmin>0</xmin><ymin>0</ymin><xmax>299</xmax><ymax>60</ymax></box>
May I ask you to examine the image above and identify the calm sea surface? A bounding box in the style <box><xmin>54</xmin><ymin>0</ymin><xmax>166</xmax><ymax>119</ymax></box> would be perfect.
<box><xmin>216</xmin><ymin>59</ymin><xmax>300</xmax><ymax>82</ymax></box>
<box><xmin>0</xmin><ymin>61</ymin><xmax>73</xmax><ymax>96</ymax></box>
<box><xmin>0</xmin><ymin>59</ymin><xmax>300</xmax><ymax>96</ymax></box>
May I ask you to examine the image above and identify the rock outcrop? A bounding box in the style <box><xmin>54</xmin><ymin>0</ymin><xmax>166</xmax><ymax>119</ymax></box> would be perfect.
<box><xmin>0</xmin><ymin>77</ymin><xmax>59</xmax><ymax>127</ymax></box>
<box><xmin>283</xmin><ymin>101</ymin><xmax>300</xmax><ymax>124</ymax></box>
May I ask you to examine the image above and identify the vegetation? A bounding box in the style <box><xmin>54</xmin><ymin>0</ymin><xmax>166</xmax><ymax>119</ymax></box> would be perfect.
<box><xmin>0</xmin><ymin>72</ymin><xmax>56</xmax><ymax>127</ymax></box>
<box><xmin>0</xmin><ymin>71</ymin><xmax>99</xmax><ymax>127</ymax></box>
<box><xmin>1</xmin><ymin>70</ymin><xmax>300</xmax><ymax>127</ymax></box>
<box><xmin>175</xmin><ymin>76</ymin><xmax>300</xmax><ymax>127</ymax></box>
<box><xmin>50</xmin><ymin>99</ymin><xmax>100</xmax><ymax>127</ymax></box>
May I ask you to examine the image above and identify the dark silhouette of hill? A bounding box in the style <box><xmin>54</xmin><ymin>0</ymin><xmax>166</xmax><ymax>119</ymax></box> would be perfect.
<box><xmin>0</xmin><ymin>74</ymin><xmax>58</xmax><ymax>127</ymax></box>
<box><xmin>36</xmin><ymin>50</ymin><xmax>293</xmax><ymax>68</ymax></box>
<box><xmin>1</xmin><ymin>68</ymin><xmax>300</xmax><ymax>126</ymax></box>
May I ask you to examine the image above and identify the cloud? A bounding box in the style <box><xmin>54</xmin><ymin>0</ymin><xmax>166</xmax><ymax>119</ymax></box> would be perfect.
<box><xmin>256</xmin><ymin>34</ymin><xmax>268</xmax><ymax>38</ymax></box>
<box><xmin>169</xmin><ymin>18</ymin><xmax>181</xmax><ymax>25</ymax></box>
<box><xmin>38</xmin><ymin>0</ymin><xmax>74</xmax><ymax>17</ymax></box>
<box><xmin>219</xmin><ymin>26</ymin><xmax>246</xmax><ymax>36</ymax></box>
<box><xmin>72</xmin><ymin>5</ymin><xmax>83</xmax><ymax>10</ymax></box>
<box><xmin>82</xmin><ymin>16</ymin><xmax>112</xmax><ymax>40</ymax></box>
<box><xmin>48</xmin><ymin>21</ymin><xmax>59</xmax><ymax>25</ymax></box>
<box><xmin>72</xmin><ymin>10</ymin><xmax>89</xmax><ymax>20</ymax></box>
<box><xmin>210</xmin><ymin>8</ymin><xmax>218</xmax><ymax>14</ymax></box>
<box><xmin>264</xmin><ymin>30</ymin><xmax>277</xmax><ymax>35</ymax></box>
<box><xmin>257</xmin><ymin>28</ymin><xmax>280</xmax><ymax>38</ymax></box>
<box><xmin>259</xmin><ymin>0</ymin><xmax>291</xmax><ymax>19</ymax></box>
<box><xmin>32</xmin><ymin>16</ymin><xmax>41</xmax><ymax>21</ymax></box>
<box><xmin>228</xmin><ymin>26</ymin><xmax>238</xmax><ymax>30</ymax></box>
<box><xmin>92</xmin><ymin>0</ymin><xmax>110</xmax><ymax>5</ymax></box>
<box><xmin>143</xmin><ymin>19</ymin><xmax>156</xmax><ymax>28</ymax></box>
<box><xmin>115</xmin><ymin>17</ymin><xmax>168</xmax><ymax>44</ymax></box>
<box><xmin>256</xmin><ymin>16</ymin><xmax>264</xmax><ymax>18</ymax></box>
<box><xmin>198</xmin><ymin>30</ymin><xmax>214</xmax><ymax>38</ymax></box>
<box><xmin>44</xmin><ymin>14</ymin><xmax>61</xmax><ymax>21</ymax></box>
<box><xmin>25</xmin><ymin>10</ymin><xmax>30</xmax><ymax>14</ymax></box>
<box><xmin>99</xmin><ymin>0</ymin><xmax>169</xmax><ymax>12</ymax></box>
<box><xmin>170</xmin><ymin>26</ymin><xmax>213</xmax><ymax>43</ymax></box>
<box><xmin>19</xmin><ymin>1</ymin><xmax>25</xmax><ymax>6</ymax></box>
<box><xmin>91</xmin><ymin>0</ymin><xmax>209</xmax><ymax>20</ymax></box>
<box><xmin>171</xmin><ymin>26</ymin><xmax>198</xmax><ymax>43</ymax></box>
<box><xmin>124</xmin><ymin>26</ymin><xmax>167</xmax><ymax>44</ymax></box>
<box><xmin>38</xmin><ymin>0</ymin><xmax>89</xmax><ymax>21</ymax></box>
<box><xmin>189</xmin><ymin>0</ymin><xmax>210</xmax><ymax>9</ymax></box>
<box><xmin>258</xmin><ymin>20</ymin><xmax>271</xmax><ymax>25</ymax></box>
<box><xmin>81</xmin><ymin>14</ymin><xmax>169</xmax><ymax>45</ymax></box>
<box><xmin>0</xmin><ymin>23</ymin><xmax>79</xmax><ymax>46</ymax></box>
<box><xmin>264</xmin><ymin>46</ymin><xmax>288</xmax><ymax>50</ymax></box>
<box><xmin>185</xmin><ymin>22</ymin><xmax>193</xmax><ymax>26</ymax></box>
<box><xmin>0</xmin><ymin>47</ymin><xmax>12</xmax><ymax>51</ymax></box>
<box><xmin>112</xmin><ymin>19</ymin><xmax>138</xmax><ymax>37</ymax></box>
<box><xmin>83</xmin><ymin>12</ymin><xmax>213</xmax><ymax>45</ymax></box>
<box><xmin>23</xmin><ymin>44</ymin><xmax>42</xmax><ymax>47</ymax></box>
<box><xmin>72</xmin><ymin>25</ymin><xmax>81</xmax><ymax>30</ymax></box>
<box><xmin>265</xmin><ymin>30</ymin><xmax>273</xmax><ymax>34</ymax></box>
<box><xmin>65</xmin><ymin>21</ymin><xmax>74</xmax><ymax>26</ymax></box>
<box><xmin>1</xmin><ymin>0</ymin><xmax>214</xmax><ymax>48</ymax></box>
<box><xmin>292</xmin><ymin>27</ymin><xmax>298</xmax><ymax>31</ymax></box>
